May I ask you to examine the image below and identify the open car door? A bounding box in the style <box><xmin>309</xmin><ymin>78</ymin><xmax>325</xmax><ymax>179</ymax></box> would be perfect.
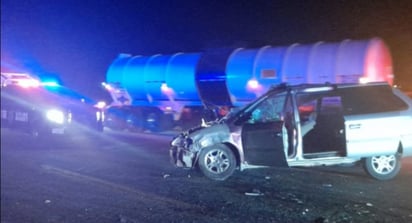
<box><xmin>238</xmin><ymin>92</ymin><xmax>290</xmax><ymax>167</ymax></box>
<box><xmin>241</xmin><ymin>120</ymin><xmax>288</xmax><ymax>166</ymax></box>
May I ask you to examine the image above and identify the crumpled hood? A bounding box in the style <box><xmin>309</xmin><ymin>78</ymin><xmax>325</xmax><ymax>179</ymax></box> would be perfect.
<box><xmin>187</xmin><ymin>123</ymin><xmax>231</xmax><ymax>150</ymax></box>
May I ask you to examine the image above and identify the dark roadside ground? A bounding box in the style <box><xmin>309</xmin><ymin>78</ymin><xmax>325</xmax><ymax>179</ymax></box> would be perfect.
<box><xmin>1</xmin><ymin>128</ymin><xmax>412</xmax><ymax>223</ymax></box>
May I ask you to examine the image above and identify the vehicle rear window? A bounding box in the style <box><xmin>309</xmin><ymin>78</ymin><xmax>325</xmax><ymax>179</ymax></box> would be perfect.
<box><xmin>339</xmin><ymin>85</ymin><xmax>408</xmax><ymax>115</ymax></box>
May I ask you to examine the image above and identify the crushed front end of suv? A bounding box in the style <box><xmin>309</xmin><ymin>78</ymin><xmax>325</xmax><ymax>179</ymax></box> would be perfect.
<box><xmin>170</xmin><ymin>82</ymin><xmax>412</xmax><ymax>181</ymax></box>
<box><xmin>1</xmin><ymin>77</ymin><xmax>104</xmax><ymax>137</ymax></box>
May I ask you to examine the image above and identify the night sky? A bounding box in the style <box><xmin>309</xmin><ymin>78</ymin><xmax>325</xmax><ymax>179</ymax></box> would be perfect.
<box><xmin>1</xmin><ymin>0</ymin><xmax>412</xmax><ymax>99</ymax></box>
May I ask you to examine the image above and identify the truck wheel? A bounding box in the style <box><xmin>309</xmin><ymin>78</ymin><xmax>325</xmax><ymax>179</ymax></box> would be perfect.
<box><xmin>126</xmin><ymin>114</ymin><xmax>143</xmax><ymax>132</ymax></box>
<box><xmin>363</xmin><ymin>154</ymin><xmax>401</xmax><ymax>181</ymax></box>
<box><xmin>198</xmin><ymin>144</ymin><xmax>236</xmax><ymax>181</ymax></box>
<box><xmin>145</xmin><ymin>112</ymin><xmax>160</xmax><ymax>132</ymax></box>
<box><xmin>160</xmin><ymin>114</ymin><xmax>174</xmax><ymax>130</ymax></box>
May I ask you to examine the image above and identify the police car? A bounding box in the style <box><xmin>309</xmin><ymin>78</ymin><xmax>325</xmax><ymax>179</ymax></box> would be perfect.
<box><xmin>1</xmin><ymin>72</ymin><xmax>104</xmax><ymax>137</ymax></box>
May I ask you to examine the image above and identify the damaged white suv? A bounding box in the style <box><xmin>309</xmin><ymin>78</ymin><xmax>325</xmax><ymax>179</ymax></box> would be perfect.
<box><xmin>170</xmin><ymin>82</ymin><xmax>412</xmax><ymax>181</ymax></box>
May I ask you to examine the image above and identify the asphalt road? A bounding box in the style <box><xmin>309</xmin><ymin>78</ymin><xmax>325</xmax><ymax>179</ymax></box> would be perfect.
<box><xmin>1</xmin><ymin>128</ymin><xmax>177</xmax><ymax>223</ymax></box>
<box><xmin>1</xmin><ymin>127</ymin><xmax>412</xmax><ymax>223</ymax></box>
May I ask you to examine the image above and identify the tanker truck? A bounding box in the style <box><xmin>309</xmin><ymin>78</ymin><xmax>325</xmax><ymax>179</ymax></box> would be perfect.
<box><xmin>103</xmin><ymin>37</ymin><xmax>393</xmax><ymax>132</ymax></box>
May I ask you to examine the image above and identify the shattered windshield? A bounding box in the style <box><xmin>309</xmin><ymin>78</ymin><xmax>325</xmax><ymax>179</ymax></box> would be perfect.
<box><xmin>226</xmin><ymin>90</ymin><xmax>287</xmax><ymax>124</ymax></box>
<box><xmin>246</xmin><ymin>93</ymin><xmax>286</xmax><ymax>123</ymax></box>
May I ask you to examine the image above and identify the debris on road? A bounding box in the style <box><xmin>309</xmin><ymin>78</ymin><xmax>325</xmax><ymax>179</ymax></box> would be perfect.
<box><xmin>245</xmin><ymin>189</ymin><xmax>264</xmax><ymax>196</ymax></box>
<box><xmin>163</xmin><ymin>174</ymin><xmax>170</xmax><ymax>179</ymax></box>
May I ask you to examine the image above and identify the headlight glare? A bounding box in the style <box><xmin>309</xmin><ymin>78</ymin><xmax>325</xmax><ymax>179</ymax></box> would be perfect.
<box><xmin>46</xmin><ymin>109</ymin><xmax>65</xmax><ymax>124</ymax></box>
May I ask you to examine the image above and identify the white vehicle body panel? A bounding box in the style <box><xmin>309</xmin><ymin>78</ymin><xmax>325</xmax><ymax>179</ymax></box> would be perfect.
<box><xmin>345</xmin><ymin>114</ymin><xmax>412</xmax><ymax>157</ymax></box>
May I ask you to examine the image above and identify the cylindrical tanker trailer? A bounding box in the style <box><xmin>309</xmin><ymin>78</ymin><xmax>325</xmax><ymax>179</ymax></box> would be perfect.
<box><xmin>103</xmin><ymin>37</ymin><xmax>393</xmax><ymax>131</ymax></box>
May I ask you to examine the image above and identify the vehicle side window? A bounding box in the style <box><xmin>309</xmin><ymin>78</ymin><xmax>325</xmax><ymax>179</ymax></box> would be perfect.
<box><xmin>320</xmin><ymin>96</ymin><xmax>343</xmax><ymax>114</ymax></box>
<box><xmin>296</xmin><ymin>93</ymin><xmax>319</xmax><ymax>124</ymax></box>
<box><xmin>340</xmin><ymin>85</ymin><xmax>408</xmax><ymax>115</ymax></box>
<box><xmin>297</xmin><ymin>93</ymin><xmax>344</xmax><ymax>136</ymax></box>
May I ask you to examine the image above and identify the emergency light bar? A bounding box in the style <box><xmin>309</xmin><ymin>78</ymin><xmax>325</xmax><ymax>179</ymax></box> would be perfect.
<box><xmin>1</xmin><ymin>72</ymin><xmax>41</xmax><ymax>88</ymax></box>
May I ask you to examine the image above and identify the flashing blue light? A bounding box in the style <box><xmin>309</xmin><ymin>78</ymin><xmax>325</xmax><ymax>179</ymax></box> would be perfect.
<box><xmin>42</xmin><ymin>81</ymin><xmax>60</xmax><ymax>87</ymax></box>
<box><xmin>38</xmin><ymin>73</ymin><xmax>63</xmax><ymax>86</ymax></box>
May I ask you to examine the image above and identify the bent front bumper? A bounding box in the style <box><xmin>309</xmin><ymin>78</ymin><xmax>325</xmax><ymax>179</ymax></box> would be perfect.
<box><xmin>169</xmin><ymin>145</ymin><xmax>196</xmax><ymax>168</ymax></box>
<box><xmin>169</xmin><ymin>134</ymin><xmax>196</xmax><ymax>168</ymax></box>
<box><xmin>169</xmin><ymin>146</ymin><xmax>182</xmax><ymax>167</ymax></box>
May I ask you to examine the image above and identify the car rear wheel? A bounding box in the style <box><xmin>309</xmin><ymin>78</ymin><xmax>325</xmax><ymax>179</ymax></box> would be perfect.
<box><xmin>363</xmin><ymin>154</ymin><xmax>401</xmax><ymax>181</ymax></box>
<box><xmin>198</xmin><ymin>144</ymin><xmax>236</xmax><ymax>181</ymax></box>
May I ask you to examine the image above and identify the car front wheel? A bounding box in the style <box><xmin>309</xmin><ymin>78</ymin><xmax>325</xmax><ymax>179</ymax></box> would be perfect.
<box><xmin>198</xmin><ymin>144</ymin><xmax>236</xmax><ymax>181</ymax></box>
<box><xmin>363</xmin><ymin>154</ymin><xmax>401</xmax><ymax>181</ymax></box>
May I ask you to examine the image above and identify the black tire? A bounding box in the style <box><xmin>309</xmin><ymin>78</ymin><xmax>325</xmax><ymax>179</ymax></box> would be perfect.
<box><xmin>160</xmin><ymin>114</ymin><xmax>174</xmax><ymax>130</ymax></box>
<box><xmin>198</xmin><ymin>144</ymin><xmax>236</xmax><ymax>181</ymax></box>
<box><xmin>126</xmin><ymin>114</ymin><xmax>143</xmax><ymax>132</ymax></box>
<box><xmin>145</xmin><ymin>112</ymin><xmax>160</xmax><ymax>132</ymax></box>
<box><xmin>363</xmin><ymin>154</ymin><xmax>401</xmax><ymax>181</ymax></box>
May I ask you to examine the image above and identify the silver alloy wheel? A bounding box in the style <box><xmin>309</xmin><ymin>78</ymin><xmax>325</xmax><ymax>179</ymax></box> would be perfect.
<box><xmin>198</xmin><ymin>144</ymin><xmax>236</xmax><ymax>181</ymax></box>
<box><xmin>370</xmin><ymin>155</ymin><xmax>396</xmax><ymax>174</ymax></box>
<box><xmin>363</xmin><ymin>154</ymin><xmax>401</xmax><ymax>180</ymax></box>
<box><xmin>204</xmin><ymin>149</ymin><xmax>231</xmax><ymax>174</ymax></box>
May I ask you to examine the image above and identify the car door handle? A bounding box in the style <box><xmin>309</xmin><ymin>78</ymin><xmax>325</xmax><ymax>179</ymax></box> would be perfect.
<box><xmin>276</xmin><ymin>133</ymin><xmax>283</xmax><ymax>137</ymax></box>
<box><xmin>349</xmin><ymin>124</ymin><xmax>361</xmax><ymax>129</ymax></box>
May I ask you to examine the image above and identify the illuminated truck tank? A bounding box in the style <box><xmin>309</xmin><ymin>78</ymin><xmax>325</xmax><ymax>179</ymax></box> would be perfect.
<box><xmin>106</xmin><ymin>38</ymin><xmax>393</xmax><ymax>108</ymax></box>
<box><xmin>107</xmin><ymin>53</ymin><xmax>202</xmax><ymax>108</ymax></box>
<box><xmin>226</xmin><ymin>38</ymin><xmax>393</xmax><ymax>105</ymax></box>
